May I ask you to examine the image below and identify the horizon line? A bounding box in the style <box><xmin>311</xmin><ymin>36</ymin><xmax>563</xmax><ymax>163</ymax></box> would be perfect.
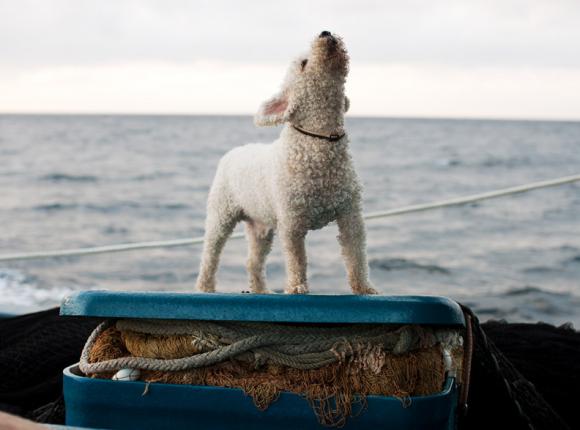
<box><xmin>1</xmin><ymin>112</ymin><xmax>579</xmax><ymax>124</ymax></box>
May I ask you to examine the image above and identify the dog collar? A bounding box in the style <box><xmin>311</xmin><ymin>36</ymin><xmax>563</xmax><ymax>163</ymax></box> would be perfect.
<box><xmin>291</xmin><ymin>124</ymin><xmax>345</xmax><ymax>142</ymax></box>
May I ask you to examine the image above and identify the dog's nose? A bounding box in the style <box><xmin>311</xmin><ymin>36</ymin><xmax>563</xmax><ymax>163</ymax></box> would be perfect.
<box><xmin>319</xmin><ymin>31</ymin><xmax>331</xmax><ymax>38</ymax></box>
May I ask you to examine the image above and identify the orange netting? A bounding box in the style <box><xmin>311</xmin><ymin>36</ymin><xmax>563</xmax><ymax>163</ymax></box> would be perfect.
<box><xmin>87</xmin><ymin>325</ymin><xmax>462</xmax><ymax>427</ymax></box>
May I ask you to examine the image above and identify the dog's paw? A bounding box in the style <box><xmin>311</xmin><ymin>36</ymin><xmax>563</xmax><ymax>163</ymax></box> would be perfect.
<box><xmin>285</xmin><ymin>284</ymin><xmax>309</xmax><ymax>294</ymax></box>
<box><xmin>195</xmin><ymin>279</ymin><xmax>216</xmax><ymax>293</ymax></box>
<box><xmin>353</xmin><ymin>283</ymin><xmax>378</xmax><ymax>295</ymax></box>
<box><xmin>249</xmin><ymin>280</ymin><xmax>270</xmax><ymax>294</ymax></box>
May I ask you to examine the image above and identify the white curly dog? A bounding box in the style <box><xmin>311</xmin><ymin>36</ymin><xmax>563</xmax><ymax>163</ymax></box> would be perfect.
<box><xmin>196</xmin><ymin>31</ymin><xmax>376</xmax><ymax>295</ymax></box>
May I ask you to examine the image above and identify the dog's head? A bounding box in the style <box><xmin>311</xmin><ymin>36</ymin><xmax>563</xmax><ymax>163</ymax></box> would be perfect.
<box><xmin>255</xmin><ymin>31</ymin><xmax>350</xmax><ymax>129</ymax></box>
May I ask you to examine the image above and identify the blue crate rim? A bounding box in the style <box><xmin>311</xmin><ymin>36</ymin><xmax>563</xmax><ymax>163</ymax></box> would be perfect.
<box><xmin>60</xmin><ymin>290</ymin><xmax>465</xmax><ymax>326</ymax></box>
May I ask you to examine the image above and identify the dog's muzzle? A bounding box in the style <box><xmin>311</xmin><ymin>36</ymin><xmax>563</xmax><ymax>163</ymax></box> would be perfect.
<box><xmin>319</xmin><ymin>30</ymin><xmax>338</xmax><ymax>51</ymax></box>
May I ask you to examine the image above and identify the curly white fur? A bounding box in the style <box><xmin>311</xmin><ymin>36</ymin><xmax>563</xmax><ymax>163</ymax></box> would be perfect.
<box><xmin>195</xmin><ymin>32</ymin><xmax>376</xmax><ymax>295</ymax></box>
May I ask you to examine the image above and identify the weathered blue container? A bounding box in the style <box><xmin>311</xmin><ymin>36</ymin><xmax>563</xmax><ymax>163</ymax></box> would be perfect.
<box><xmin>61</xmin><ymin>291</ymin><xmax>465</xmax><ymax>430</ymax></box>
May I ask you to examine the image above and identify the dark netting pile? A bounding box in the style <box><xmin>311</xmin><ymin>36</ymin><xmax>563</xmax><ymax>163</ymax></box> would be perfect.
<box><xmin>0</xmin><ymin>308</ymin><xmax>100</xmax><ymax>423</ymax></box>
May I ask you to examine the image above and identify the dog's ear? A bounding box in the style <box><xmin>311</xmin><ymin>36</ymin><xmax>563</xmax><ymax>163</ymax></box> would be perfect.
<box><xmin>344</xmin><ymin>96</ymin><xmax>350</xmax><ymax>113</ymax></box>
<box><xmin>254</xmin><ymin>92</ymin><xmax>291</xmax><ymax>127</ymax></box>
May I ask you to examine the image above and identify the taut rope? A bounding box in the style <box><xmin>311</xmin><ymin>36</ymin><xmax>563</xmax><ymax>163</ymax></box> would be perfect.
<box><xmin>1</xmin><ymin>174</ymin><xmax>579</xmax><ymax>262</ymax></box>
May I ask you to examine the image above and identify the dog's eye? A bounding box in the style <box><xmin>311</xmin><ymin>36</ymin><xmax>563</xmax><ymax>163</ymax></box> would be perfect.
<box><xmin>300</xmin><ymin>59</ymin><xmax>308</xmax><ymax>71</ymax></box>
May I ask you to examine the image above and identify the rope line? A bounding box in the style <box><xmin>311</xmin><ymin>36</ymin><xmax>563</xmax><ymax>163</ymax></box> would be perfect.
<box><xmin>1</xmin><ymin>174</ymin><xmax>579</xmax><ymax>263</ymax></box>
<box><xmin>79</xmin><ymin>319</ymin><xmax>456</xmax><ymax>374</ymax></box>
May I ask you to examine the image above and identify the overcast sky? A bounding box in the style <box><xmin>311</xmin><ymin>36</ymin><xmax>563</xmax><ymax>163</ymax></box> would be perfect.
<box><xmin>1</xmin><ymin>0</ymin><xmax>579</xmax><ymax>119</ymax></box>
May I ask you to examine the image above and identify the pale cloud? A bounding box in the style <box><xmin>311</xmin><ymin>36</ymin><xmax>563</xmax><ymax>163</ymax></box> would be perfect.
<box><xmin>1</xmin><ymin>0</ymin><xmax>579</xmax><ymax>119</ymax></box>
<box><xmin>3</xmin><ymin>61</ymin><xmax>579</xmax><ymax>120</ymax></box>
<box><xmin>0</xmin><ymin>62</ymin><xmax>286</xmax><ymax>114</ymax></box>
<box><xmin>349</xmin><ymin>64</ymin><xmax>580</xmax><ymax>120</ymax></box>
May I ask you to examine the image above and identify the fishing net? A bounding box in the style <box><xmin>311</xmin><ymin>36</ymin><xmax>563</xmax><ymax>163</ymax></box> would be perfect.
<box><xmin>83</xmin><ymin>320</ymin><xmax>463</xmax><ymax>427</ymax></box>
<box><xmin>0</xmin><ymin>308</ymin><xmax>100</xmax><ymax>423</ymax></box>
<box><xmin>459</xmin><ymin>305</ymin><xmax>572</xmax><ymax>430</ymax></box>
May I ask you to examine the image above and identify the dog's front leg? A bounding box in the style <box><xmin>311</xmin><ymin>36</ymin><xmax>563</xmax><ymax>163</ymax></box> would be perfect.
<box><xmin>280</xmin><ymin>227</ymin><xmax>309</xmax><ymax>294</ymax></box>
<box><xmin>336</xmin><ymin>210</ymin><xmax>377</xmax><ymax>295</ymax></box>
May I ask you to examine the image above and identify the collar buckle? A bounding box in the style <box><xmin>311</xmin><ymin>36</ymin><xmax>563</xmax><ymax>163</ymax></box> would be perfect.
<box><xmin>291</xmin><ymin>124</ymin><xmax>345</xmax><ymax>142</ymax></box>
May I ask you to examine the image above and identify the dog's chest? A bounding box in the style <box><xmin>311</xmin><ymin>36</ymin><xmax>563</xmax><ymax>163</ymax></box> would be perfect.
<box><xmin>282</xmin><ymin>140</ymin><xmax>357</xmax><ymax>229</ymax></box>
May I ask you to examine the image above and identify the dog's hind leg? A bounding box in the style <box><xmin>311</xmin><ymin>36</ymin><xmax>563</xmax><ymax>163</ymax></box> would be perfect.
<box><xmin>336</xmin><ymin>210</ymin><xmax>377</xmax><ymax>295</ymax></box>
<box><xmin>195</xmin><ymin>204</ymin><xmax>239</xmax><ymax>293</ymax></box>
<box><xmin>245</xmin><ymin>221</ymin><xmax>274</xmax><ymax>294</ymax></box>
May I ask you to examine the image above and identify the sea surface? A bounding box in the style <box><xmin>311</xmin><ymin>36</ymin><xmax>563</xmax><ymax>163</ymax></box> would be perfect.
<box><xmin>0</xmin><ymin>115</ymin><xmax>579</xmax><ymax>325</ymax></box>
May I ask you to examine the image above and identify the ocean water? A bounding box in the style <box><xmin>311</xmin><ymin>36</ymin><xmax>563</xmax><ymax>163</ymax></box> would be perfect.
<box><xmin>0</xmin><ymin>115</ymin><xmax>579</xmax><ymax>325</ymax></box>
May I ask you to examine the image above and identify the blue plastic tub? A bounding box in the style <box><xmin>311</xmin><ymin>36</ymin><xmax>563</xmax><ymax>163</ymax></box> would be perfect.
<box><xmin>64</xmin><ymin>365</ymin><xmax>457</xmax><ymax>430</ymax></box>
<box><xmin>61</xmin><ymin>292</ymin><xmax>465</xmax><ymax>429</ymax></box>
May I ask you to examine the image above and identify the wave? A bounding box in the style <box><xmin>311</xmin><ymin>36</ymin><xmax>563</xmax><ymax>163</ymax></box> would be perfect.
<box><xmin>140</xmin><ymin>272</ymin><xmax>181</xmax><ymax>283</ymax></box>
<box><xmin>33</xmin><ymin>202</ymin><xmax>190</xmax><ymax>213</ymax></box>
<box><xmin>369</xmin><ymin>258</ymin><xmax>450</xmax><ymax>275</ymax></box>
<box><xmin>503</xmin><ymin>286</ymin><xmax>547</xmax><ymax>296</ymax></box>
<box><xmin>522</xmin><ymin>266</ymin><xmax>560</xmax><ymax>274</ymax></box>
<box><xmin>101</xmin><ymin>225</ymin><xmax>130</xmax><ymax>235</ymax></box>
<box><xmin>478</xmin><ymin>155</ymin><xmax>533</xmax><ymax>168</ymax></box>
<box><xmin>40</xmin><ymin>173</ymin><xmax>99</xmax><ymax>183</ymax></box>
<box><xmin>433</xmin><ymin>158</ymin><xmax>461</xmax><ymax>168</ymax></box>
<box><xmin>461</xmin><ymin>286</ymin><xmax>579</xmax><ymax>326</ymax></box>
<box><xmin>523</xmin><ymin>254</ymin><xmax>580</xmax><ymax>273</ymax></box>
<box><xmin>131</xmin><ymin>172</ymin><xmax>176</xmax><ymax>181</ymax></box>
<box><xmin>34</xmin><ymin>203</ymin><xmax>79</xmax><ymax>212</ymax></box>
<box><xmin>0</xmin><ymin>269</ymin><xmax>77</xmax><ymax>309</ymax></box>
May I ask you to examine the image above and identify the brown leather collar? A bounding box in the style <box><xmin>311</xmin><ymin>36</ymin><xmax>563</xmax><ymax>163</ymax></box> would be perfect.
<box><xmin>291</xmin><ymin>124</ymin><xmax>345</xmax><ymax>142</ymax></box>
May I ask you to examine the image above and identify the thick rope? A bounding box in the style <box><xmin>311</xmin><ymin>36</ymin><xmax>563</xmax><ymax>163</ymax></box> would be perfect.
<box><xmin>118</xmin><ymin>319</ymin><xmax>426</xmax><ymax>356</ymax></box>
<box><xmin>1</xmin><ymin>174</ymin><xmax>579</xmax><ymax>262</ymax></box>
<box><xmin>79</xmin><ymin>320</ymin><xmax>457</xmax><ymax>375</ymax></box>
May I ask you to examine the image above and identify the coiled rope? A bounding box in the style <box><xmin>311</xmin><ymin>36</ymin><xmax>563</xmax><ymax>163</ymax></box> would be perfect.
<box><xmin>79</xmin><ymin>319</ymin><xmax>458</xmax><ymax>374</ymax></box>
<box><xmin>1</xmin><ymin>174</ymin><xmax>579</xmax><ymax>263</ymax></box>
